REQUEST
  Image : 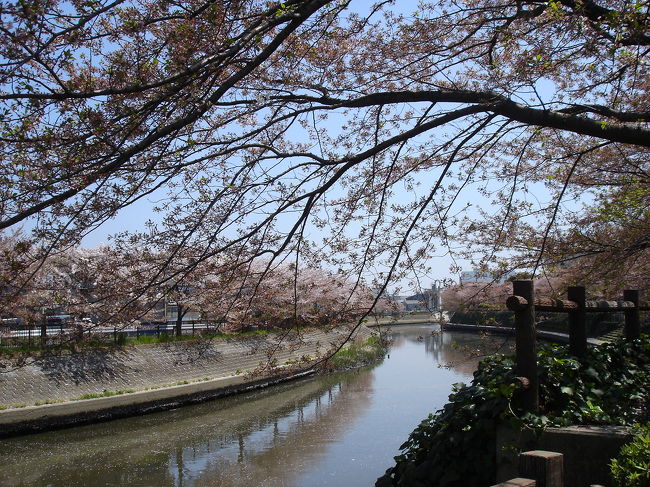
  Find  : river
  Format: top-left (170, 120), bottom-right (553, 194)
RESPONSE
top-left (0, 325), bottom-right (512, 487)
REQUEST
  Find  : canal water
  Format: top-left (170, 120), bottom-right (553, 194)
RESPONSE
top-left (0, 325), bottom-right (512, 487)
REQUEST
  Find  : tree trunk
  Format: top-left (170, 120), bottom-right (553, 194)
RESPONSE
top-left (176, 305), bottom-right (189, 337)
top-left (176, 306), bottom-right (183, 337)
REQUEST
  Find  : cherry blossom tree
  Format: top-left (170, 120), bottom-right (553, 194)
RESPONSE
top-left (441, 276), bottom-right (563, 312)
top-left (0, 0), bottom-right (648, 329)
top-left (189, 260), bottom-right (374, 331)
top-left (0, 240), bottom-right (100, 345)
top-left (441, 282), bottom-right (510, 313)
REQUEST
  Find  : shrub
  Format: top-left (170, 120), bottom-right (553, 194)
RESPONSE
top-left (450, 308), bottom-right (514, 327)
top-left (610, 424), bottom-right (650, 487)
top-left (330, 336), bottom-right (386, 369)
top-left (116, 332), bottom-right (128, 345)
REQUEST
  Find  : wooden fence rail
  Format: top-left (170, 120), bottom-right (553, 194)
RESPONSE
top-left (506, 280), bottom-right (646, 413)
top-left (506, 296), bottom-right (638, 312)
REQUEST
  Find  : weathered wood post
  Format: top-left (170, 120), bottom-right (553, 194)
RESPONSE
top-left (623, 289), bottom-right (640, 340)
top-left (567, 286), bottom-right (586, 358)
top-left (519, 451), bottom-right (564, 487)
top-left (513, 280), bottom-right (538, 413)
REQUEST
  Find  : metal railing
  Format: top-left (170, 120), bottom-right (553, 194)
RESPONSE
top-left (0, 322), bottom-right (226, 347)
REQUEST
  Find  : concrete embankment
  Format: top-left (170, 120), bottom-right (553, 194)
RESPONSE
top-left (441, 322), bottom-right (606, 345)
top-left (0, 325), bottom-right (374, 437)
top-left (366, 316), bottom-right (607, 346)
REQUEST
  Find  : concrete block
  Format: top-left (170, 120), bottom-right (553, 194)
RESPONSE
top-left (497, 425), bottom-right (632, 487)
top-left (519, 450), bottom-right (563, 487)
top-left (491, 478), bottom-right (536, 487)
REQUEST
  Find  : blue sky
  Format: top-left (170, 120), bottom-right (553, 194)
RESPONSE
top-left (69, 0), bottom-right (571, 293)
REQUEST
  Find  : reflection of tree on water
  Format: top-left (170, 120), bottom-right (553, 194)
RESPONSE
top-left (0, 327), bottom-right (506, 487)
top-left (183, 371), bottom-right (375, 487)
top-left (387, 325), bottom-right (513, 376)
top-left (0, 369), bottom-right (375, 487)
top-left (432, 332), bottom-right (513, 376)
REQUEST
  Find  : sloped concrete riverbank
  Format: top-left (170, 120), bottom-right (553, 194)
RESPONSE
top-left (0, 325), bottom-right (374, 437)
top-left (441, 322), bottom-right (606, 345)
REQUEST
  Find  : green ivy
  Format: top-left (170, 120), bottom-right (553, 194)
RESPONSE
top-left (534, 339), bottom-right (649, 426)
top-left (376, 335), bottom-right (650, 487)
top-left (610, 424), bottom-right (650, 487)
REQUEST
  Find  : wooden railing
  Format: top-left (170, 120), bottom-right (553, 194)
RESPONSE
top-left (506, 281), bottom-right (646, 413)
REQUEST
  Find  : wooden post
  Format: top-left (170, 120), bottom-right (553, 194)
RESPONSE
top-left (513, 280), bottom-right (538, 413)
top-left (567, 286), bottom-right (586, 358)
top-left (519, 451), bottom-right (563, 487)
top-left (623, 289), bottom-right (640, 340)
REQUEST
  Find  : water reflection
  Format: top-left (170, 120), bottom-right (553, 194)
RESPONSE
top-left (388, 325), bottom-right (513, 376)
top-left (0, 326), bottom-right (510, 487)
top-left (0, 371), bottom-right (372, 487)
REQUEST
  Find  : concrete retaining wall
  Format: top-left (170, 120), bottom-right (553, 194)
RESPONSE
top-left (0, 368), bottom-right (316, 437)
top-left (0, 325), bottom-right (374, 437)
top-left (441, 323), bottom-right (605, 345)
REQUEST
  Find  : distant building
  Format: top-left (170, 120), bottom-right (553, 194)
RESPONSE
top-left (164, 301), bottom-right (201, 323)
top-left (429, 282), bottom-right (443, 310)
top-left (401, 294), bottom-right (427, 312)
top-left (460, 270), bottom-right (493, 284)
top-left (399, 282), bottom-right (447, 312)
top-left (373, 281), bottom-right (448, 312)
